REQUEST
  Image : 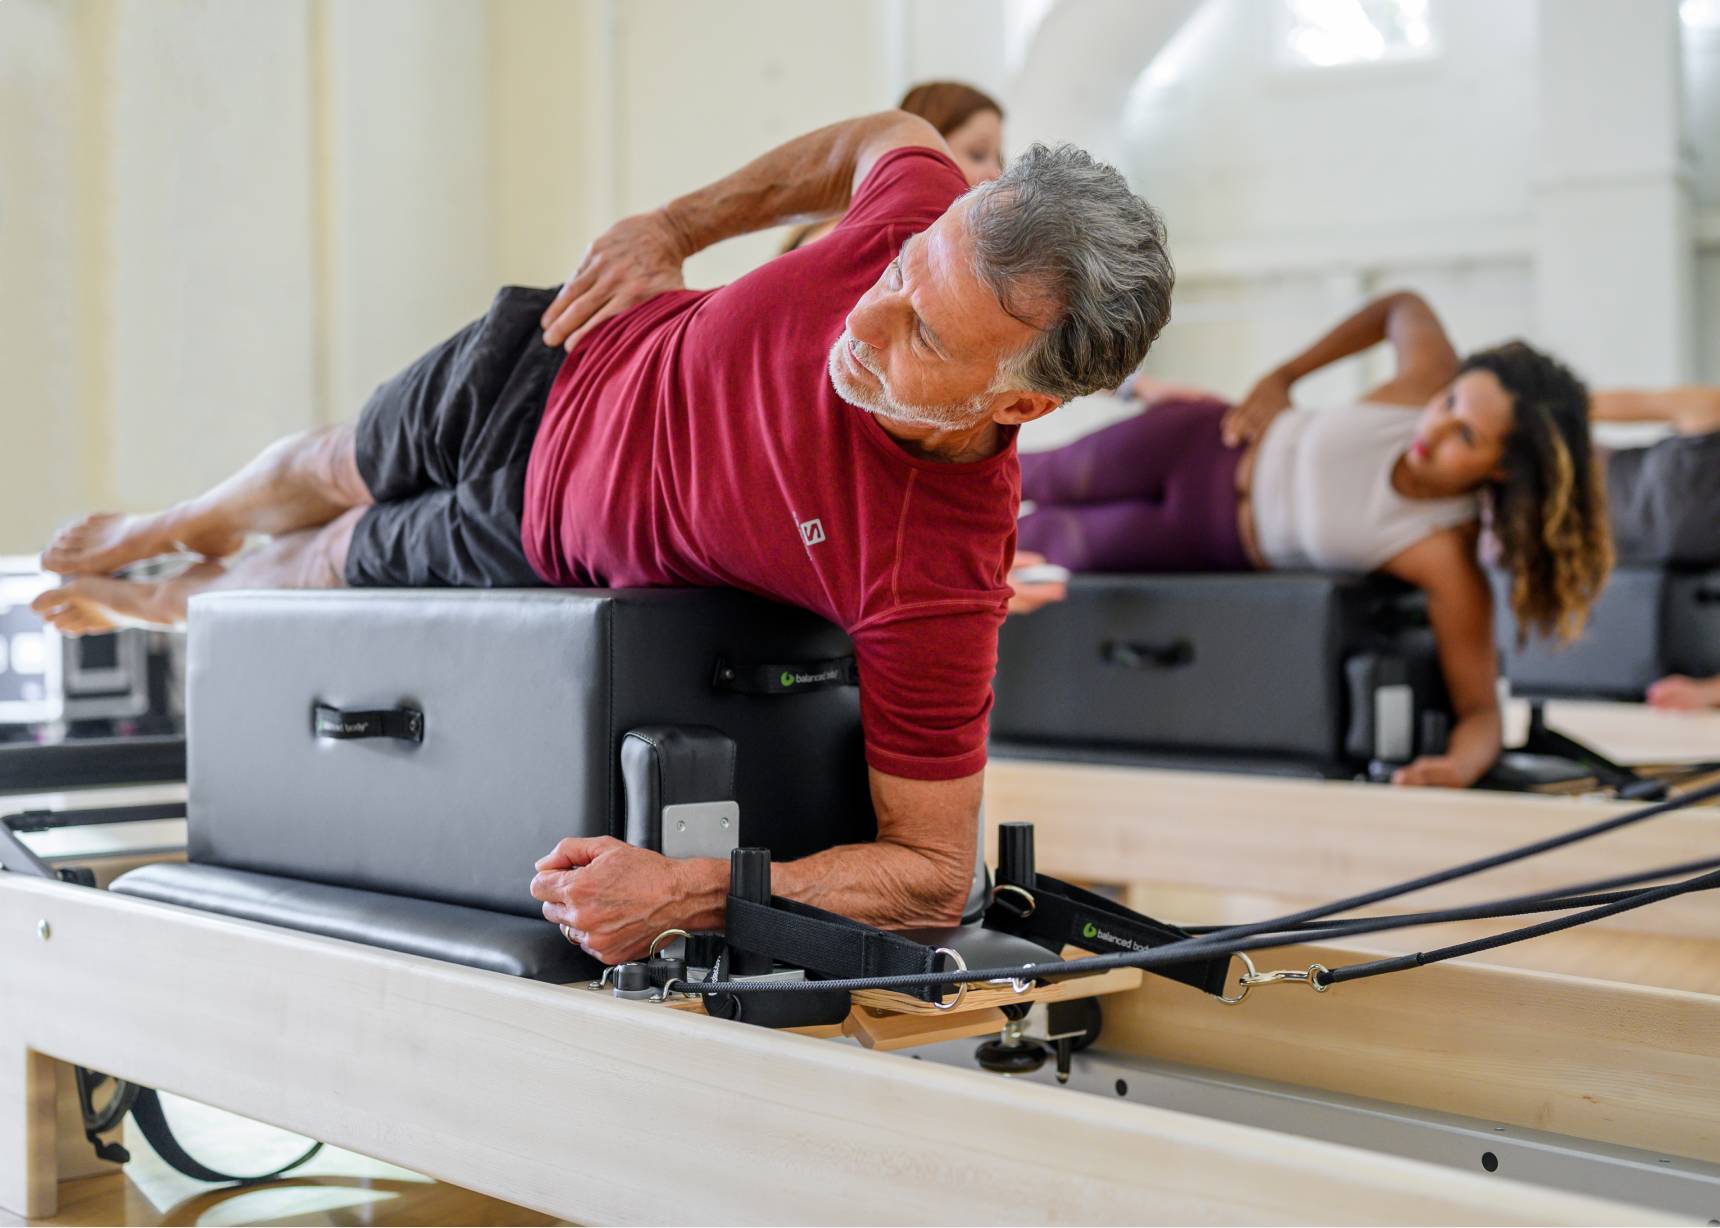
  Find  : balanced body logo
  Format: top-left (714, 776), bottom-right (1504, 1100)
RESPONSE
top-left (779, 666), bottom-right (842, 689)
top-left (1080, 918), bottom-right (1150, 952)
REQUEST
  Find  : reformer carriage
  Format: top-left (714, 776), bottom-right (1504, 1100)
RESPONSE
top-left (2, 587), bottom-right (1718, 1223)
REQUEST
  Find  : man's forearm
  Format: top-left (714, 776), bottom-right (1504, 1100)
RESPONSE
top-left (668, 837), bottom-right (972, 933)
top-left (658, 111), bottom-right (939, 259)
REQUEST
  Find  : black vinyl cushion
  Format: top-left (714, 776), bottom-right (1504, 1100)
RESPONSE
top-left (991, 572), bottom-right (1435, 762)
top-left (1495, 565), bottom-right (1720, 699)
top-left (112, 861), bottom-right (599, 983)
top-left (187, 589), bottom-right (873, 918)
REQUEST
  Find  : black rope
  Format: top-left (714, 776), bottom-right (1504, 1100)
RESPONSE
top-left (672, 779), bottom-right (1720, 998)
top-left (1321, 866), bottom-right (1720, 986)
top-left (1184, 853), bottom-right (1720, 940)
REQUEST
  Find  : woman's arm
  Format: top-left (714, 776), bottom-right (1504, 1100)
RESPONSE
top-left (1380, 528), bottom-right (1502, 788)
top-left (1223, 291), bottom-right (1460, 447)
top-left (1591, 387), bottom-right (1720, 435)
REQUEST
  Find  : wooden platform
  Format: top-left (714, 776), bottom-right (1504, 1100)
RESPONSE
top-left (0, 875), bottom-right (1667, 1224)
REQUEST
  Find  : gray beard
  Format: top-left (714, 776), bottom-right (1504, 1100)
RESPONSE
top-left (826, 331), bottom-right (992, 431)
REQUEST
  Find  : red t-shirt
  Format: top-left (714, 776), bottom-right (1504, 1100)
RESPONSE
top-left (522, 147), bottom-right (1017, 780)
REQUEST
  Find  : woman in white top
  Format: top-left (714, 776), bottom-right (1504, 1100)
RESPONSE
top-left (1014, 292), bottom-right (1613, 788)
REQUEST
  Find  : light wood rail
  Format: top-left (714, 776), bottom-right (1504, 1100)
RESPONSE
top-left (985, 760), bottom-right (1720, 939)
top-left (0, 876), bottom-right (1666, 1225)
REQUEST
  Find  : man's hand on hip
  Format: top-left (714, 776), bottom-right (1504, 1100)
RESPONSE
top-left (531, 835), bottom-right (713, 965)
top-left (541, 209), bottom-right (690, 351)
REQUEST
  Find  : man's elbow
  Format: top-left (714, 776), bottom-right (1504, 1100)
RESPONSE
top-left (919, 852), bottom-right (974, 928)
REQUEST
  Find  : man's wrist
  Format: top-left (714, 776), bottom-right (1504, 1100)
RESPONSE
top-left (655, 201), bottom-right (703, 263)
top-left (669, 855), bottom-right (729, 931)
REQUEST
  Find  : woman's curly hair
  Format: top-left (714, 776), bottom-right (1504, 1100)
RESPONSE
top-left (1462, 341), bottom-right (1613, 645)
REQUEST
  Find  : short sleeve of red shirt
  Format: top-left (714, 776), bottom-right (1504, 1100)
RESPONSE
top-left (850, 598), bottom-right (1005, 780)
top-left (838, 145), bottom-right (970, 232)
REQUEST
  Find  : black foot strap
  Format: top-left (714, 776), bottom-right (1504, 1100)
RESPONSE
top-left (723, 893), bottom-right (944, 1002)
top-left (985, 873), bottom-right (1230, 997)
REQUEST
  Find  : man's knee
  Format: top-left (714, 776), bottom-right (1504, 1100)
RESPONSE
top-left (298, 424), bottom-right (371, 508)
top-left (303, 506), bottom-right (366, 588)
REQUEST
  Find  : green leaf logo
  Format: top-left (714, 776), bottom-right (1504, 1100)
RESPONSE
top-left (780, 671), bottom-right (795, 688)
top-left (1081, 921), bottom-right (1098, 939)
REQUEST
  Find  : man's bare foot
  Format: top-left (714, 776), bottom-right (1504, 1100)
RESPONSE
top-left (30, 562), bottom-right (226, 636)
top-left (1646, 674), bottom-right (1720, 712)
top-left (41, 511), bottom-right (245, 575)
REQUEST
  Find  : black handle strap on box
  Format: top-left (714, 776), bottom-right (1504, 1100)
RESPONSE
top-left (721, 893), bottom-right (945, 1003)
top-left (1100, 639), bottom-right (1194, 671)
top-left (711, 656), bottom-right (858, 695)
top-left (311, 703), bottom-right (424, 743)
top-left (984, 872), bottom-right (1231, 997)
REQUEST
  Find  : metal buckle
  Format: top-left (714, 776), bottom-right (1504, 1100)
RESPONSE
top-left (986, 963), bottom-right (1037, 995)
top-left (649, 928), bottom-right (691, 957)
top-left (990, 883), bottom-right (1036, 918)
top-left (932, 947), bottom-right (969, 1011)
top-left (1220, 957), bottom-right (1331, 1005)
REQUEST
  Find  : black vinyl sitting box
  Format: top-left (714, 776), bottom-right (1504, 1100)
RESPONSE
top-left (990, 573), bottom-right (1451, 776)
top-left (1494, 565), bottom-right (1720, 701)
top-left (115, 588), bottom-right (894, 982)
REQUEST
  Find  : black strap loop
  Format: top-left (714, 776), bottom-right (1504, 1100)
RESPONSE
top-left (711, 657), bottom-right (859, 695)
top-left (129, 1086), bottom-right (323, 1183)
top-left (1101, 639), bottom-right (1194, 671)
top-left (311, 704), bottom-right (423, 743)
top-left (723, 894), bottom-right (942, 1002)
top-left (986, 872), bottom-right (1229, 997)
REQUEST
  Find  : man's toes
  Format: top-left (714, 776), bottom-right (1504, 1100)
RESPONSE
top-left (30, 588), bottom-right (70, 616)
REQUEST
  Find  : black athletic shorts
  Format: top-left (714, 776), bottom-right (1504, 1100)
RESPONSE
top-left (1606, 430), bottom-right (1720, 566)
top-left (346, 285), bottom-right (565, 588)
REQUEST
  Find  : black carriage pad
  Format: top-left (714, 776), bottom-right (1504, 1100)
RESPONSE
top-left (990, 572), bottom-right (1449, 770)
top-left (111, 861), bottom-right (598, 982)
top-left (183, 588), bottom-right (873, 918)
top-left (1496, 565), bottom-right (1720, 700)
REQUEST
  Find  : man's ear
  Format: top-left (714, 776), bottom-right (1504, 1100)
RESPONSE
top-left (991, 391), bottom-right (1061, 426)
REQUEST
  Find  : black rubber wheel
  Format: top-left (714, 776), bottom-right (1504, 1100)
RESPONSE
top-left (975, 1037), bottom-right (1048, 1075)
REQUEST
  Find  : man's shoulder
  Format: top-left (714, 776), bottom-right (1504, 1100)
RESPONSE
top-left (841, 146), bottom-right (968, 234)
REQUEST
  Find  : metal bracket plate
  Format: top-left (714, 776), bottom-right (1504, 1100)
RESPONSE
top-left (660, 801), bottom-right (740, 861)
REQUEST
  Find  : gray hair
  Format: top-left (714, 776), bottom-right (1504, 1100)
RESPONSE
top-left (964, 143), bottom-right (1173, 400)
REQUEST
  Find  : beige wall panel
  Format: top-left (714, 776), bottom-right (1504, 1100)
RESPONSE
top-left (107, 1), bottom-right (318, 511)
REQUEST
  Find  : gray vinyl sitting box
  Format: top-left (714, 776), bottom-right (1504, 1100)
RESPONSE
top-left (115, 588), bottom-right (878, 980)
top-left (989, 573), bottom-right (1450, 774)
top-left (1494, 565), bottom-right (1720, 700)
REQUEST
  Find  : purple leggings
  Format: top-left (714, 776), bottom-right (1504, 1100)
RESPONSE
top-left (1017, 397), bottom-right (1252, 572)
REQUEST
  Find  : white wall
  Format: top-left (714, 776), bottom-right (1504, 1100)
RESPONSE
top-left (0, 0), bottom-right (1709, 553)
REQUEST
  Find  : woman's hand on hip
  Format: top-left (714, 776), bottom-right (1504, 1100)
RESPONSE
top-left (541, 210), bottom-right (690, 352)
top-left (1221, 369), bottom-right (1294, 448)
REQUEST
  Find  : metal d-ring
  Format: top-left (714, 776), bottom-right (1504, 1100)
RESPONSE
top-left (1217, 950), bottom-right (1259, 1005)
top-left (932, 947), bottom-right (969, 1012)
top-left (990, 883), bottom-right (1036, 918)
top-left (649, 928), bottom-right (692, 957)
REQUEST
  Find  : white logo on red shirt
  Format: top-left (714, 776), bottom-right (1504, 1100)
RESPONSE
top-left (798, 518), bottom-right (826, 547)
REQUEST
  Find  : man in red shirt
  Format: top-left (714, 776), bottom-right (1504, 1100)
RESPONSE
top-left (36, 111), bottom-right (1173, 963)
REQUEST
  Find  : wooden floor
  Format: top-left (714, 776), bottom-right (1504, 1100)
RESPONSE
top-left (10, 1096), bottom-right (566, 1228)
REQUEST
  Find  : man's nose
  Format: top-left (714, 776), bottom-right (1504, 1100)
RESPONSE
top-left (846, 295), bottom-right (889, 351)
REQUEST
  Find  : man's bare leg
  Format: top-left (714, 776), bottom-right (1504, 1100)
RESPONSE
top-left (42, 425), bottom-right (371, 575)
top-left (33, 508), bottom-right (363, 635)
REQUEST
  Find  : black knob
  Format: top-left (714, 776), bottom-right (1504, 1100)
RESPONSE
top-left (996, 823), bottom-right (1036, 888)
top-left (729, 846), bottom-right (772, 904)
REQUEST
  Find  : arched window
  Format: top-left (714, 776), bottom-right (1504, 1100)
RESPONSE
top-left (1277, 0), bottom-right (1437, 70)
